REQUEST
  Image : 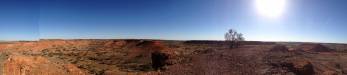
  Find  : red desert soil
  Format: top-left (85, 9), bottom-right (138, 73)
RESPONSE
top-left (4, 55), bottom-right (86, 75)
top-left (0, 39), bottom-right (346, 75)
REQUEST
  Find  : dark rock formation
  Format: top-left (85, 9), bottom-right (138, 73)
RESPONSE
top-left (151, 51), bottom-right (169, 70)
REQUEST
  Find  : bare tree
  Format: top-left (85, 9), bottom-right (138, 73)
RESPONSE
top-left (225, 29), bottom-right (245, 48)
top-left (236, 33), bottom-right (245, 41)
top-left (225, 29), bottom-right (236, 41)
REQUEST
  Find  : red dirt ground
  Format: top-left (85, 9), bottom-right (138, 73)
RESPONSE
top-left (0, 39), bottom-right (346, 75)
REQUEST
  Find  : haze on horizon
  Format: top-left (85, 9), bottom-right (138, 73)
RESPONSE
top-left (0, 0), bottom-right (346, 43)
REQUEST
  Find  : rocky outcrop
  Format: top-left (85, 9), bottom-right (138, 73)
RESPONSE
top-left (151, 51), bottom-right (169, 70)
top-left (122, 40), bottom-right (174, 71)
top-left (297, 44), bottom-right (335, 52)
top-left (284, 59), bottom-right (315, 75)
top-left (270, 45), bottom-right (289, 52)
top-left (3, 55), bottom-right (87, 75)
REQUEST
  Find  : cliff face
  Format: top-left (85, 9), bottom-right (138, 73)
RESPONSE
top-left (0, 40), bottom-right (346, 75)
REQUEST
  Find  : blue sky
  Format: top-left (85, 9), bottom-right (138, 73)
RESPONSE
top-left (0, 0), bottom-right (39, 41)
top-left (0, 0), bottom-right (346, 43)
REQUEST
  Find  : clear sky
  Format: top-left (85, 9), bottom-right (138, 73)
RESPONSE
top-left (0, 0), bottom-right (346, 43)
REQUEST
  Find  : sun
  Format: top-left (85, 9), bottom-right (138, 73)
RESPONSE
top-left (255, 0), bottom-right (286, 18)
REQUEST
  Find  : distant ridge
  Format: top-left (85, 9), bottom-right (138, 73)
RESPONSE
top-left (0, 39), bottom-right (345, 44)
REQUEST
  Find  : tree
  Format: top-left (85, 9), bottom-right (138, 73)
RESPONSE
top-left (225, 29), bottom-right (245, 48)
top-left (236, 33), bottom-right (245, 41)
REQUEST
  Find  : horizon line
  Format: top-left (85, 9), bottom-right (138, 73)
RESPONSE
top-left (1, 38), bottom-right (346, 44)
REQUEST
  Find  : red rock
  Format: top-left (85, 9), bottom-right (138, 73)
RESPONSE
top-left (284, 59), bottom-right (315, 75)
top-left (3, 56), bottom-right (87, 75)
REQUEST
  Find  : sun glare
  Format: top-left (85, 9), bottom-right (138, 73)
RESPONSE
top-left (255, 0), bottom-right (286, 18)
